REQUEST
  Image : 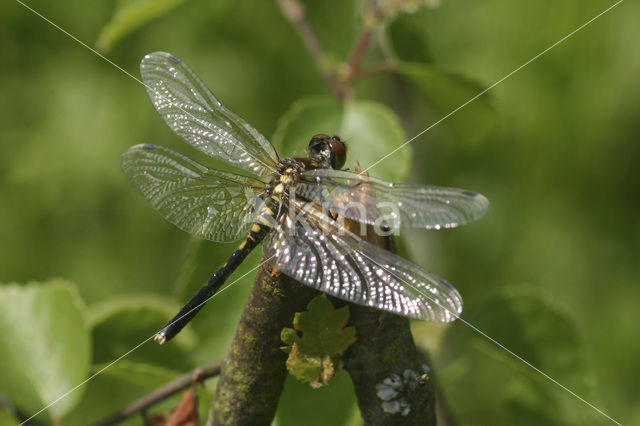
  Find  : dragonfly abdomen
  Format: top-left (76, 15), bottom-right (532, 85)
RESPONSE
top-left (155, 205), bottom-right (277, 344)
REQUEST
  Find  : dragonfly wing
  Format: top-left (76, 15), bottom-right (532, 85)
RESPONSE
top-left (141, 52), bottom-right (279, 178)
top-left (264, 202), bottom-right (462, 322)
top-left (296, 169), bottom-right (489, 230)
top-left (121, 144), bottom-right (263, 242)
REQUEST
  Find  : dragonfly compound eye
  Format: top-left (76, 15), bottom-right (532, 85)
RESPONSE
top-left (329, 136), bottom-right (347, 169)
top-left (310, 133), bottom-right (330, 142)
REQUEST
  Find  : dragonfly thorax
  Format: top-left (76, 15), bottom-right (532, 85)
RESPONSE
top-left (268, 159), bottom-right (304, 200)
top-left (266, 134), bottom-right (347, 204)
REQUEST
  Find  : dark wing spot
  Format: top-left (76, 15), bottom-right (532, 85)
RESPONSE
top-left (142, 144), bottom-right (157, 149)
top-left (167, 54), bottom-right (182, 64)
top-left (462, 190), bottom-right (478, 197)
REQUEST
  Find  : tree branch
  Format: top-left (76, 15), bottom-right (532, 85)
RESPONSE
top-left (336, 165), bottom-right (436, 425)
top-left (351, 61), bottom-right (397, 82)
top-left (340, 306), bottom-right (436, 425)
top-left (208, 268), bottom-right (318, 425)
top-left (92, 361), bottom-right (222, 426)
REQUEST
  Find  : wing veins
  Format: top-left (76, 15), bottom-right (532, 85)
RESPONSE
top-left (142, 52), bottom-right (279, 178)
top-left (267, 200), bottom-right (462, 321)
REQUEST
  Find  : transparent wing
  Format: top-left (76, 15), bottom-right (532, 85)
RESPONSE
top-left (295, 169), bottom-right (489, 230)
top-left (121, 144), bottom-right (264, 242)
top-left (264, 202), bottom-right (463, 322)
top-left (140, 52), bottom-right (279, 178)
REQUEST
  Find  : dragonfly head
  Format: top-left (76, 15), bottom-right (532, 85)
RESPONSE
top-left (308, 134), bottom-right (347, 169)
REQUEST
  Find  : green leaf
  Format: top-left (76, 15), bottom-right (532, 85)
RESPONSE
top-left (385, 13), bottom-right (434, 64)
top-left (285, 345), bottom-right (336, 389)
top-left (294, 295), bottom-right (356, 356)
top-left (0, 281), bottom-right (91, 421)
top-left (398, 62), bottom-right (500, 144)
top-left (341, 101), bottom-right (411, 181)
top-left (281, 295), bottom-right (356, 387)
top-left (280, 327), bottom-right (298, 347)
top-left (90, 295), bottom-right (197, 370)
top-left (272, 97), bottom-right (343, 159)
top-left (96, 0), bottom-right (190, 52)
top-left (438, 286), bottom-right (600, 424)
top-left (272, 97), bottom-right (411, 182)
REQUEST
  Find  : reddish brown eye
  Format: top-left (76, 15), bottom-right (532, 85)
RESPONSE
top-left (329, 139), bottom-right (345, 156)
top-left (329, 137), bottom-right (347, 169)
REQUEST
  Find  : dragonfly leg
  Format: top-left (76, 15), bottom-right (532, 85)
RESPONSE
top-left (264, 264), bottom-right (282, 277)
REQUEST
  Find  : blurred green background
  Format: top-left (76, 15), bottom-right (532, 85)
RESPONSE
top-left (1, 0), bottom-right (638, 425)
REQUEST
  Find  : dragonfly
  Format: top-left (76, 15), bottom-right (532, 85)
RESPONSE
top-left (121, 52), bottom-right (489, 344)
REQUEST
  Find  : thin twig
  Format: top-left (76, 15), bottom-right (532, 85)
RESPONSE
top-left (92, 360), bottom-right (222, 426)
top-left (346, 27), bottom-right (374, 76)
top-left (351, 60), bottom-right (397, 81)
top-left (275, 0), bottom-right (347, 100)
top-left (345, 0), bottom-right (381, 80)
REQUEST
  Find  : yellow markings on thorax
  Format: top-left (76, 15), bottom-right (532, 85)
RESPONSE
top-left (274, 183), bottom-right (285, 194)
top-left (258, 215), bottom-right (273, 226)
top-left (280, 175), bottom-right (291, 184)
top-left (262, 206), bottom-right (275, 216)
top-left (269, 195), bottom-right (283, 208)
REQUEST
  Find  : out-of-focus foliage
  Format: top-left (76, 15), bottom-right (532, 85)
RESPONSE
top-left (96, 0), bottom-right (191, 52)
top-left (0, 409), bottom-right (20, 426)
top-left (1, 0), bottom-right (639, 425)
top-left (437, 287), bottom-right (597, 425)
top-left (384, 12), bottom-right (435, 64)
top-left (398, 62), bottom-right (500, 144)
top-left (0, 281), bottom-right (90, 422)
